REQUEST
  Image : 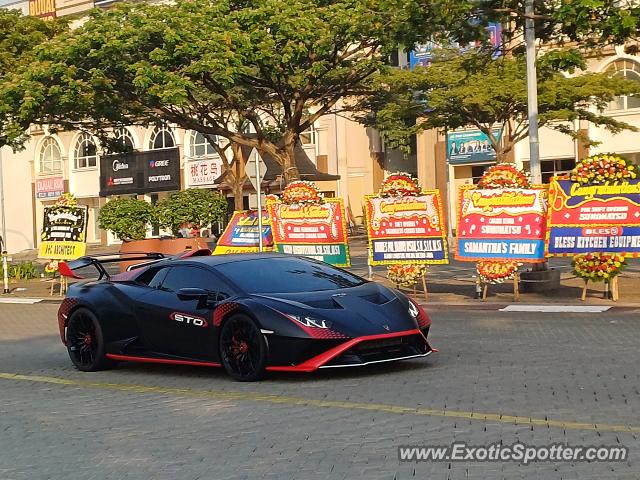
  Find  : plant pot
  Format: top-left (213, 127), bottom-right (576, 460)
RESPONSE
top-left (119, 237), bottom-right (210, 271)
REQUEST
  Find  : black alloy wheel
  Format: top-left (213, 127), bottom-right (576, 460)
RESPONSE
top-left (66, 308), bottom-right (110, 372)
top-left (219, 314), bottom-right (268, 381)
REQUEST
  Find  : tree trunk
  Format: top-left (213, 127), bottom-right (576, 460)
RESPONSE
top-left (277, 134), bottom-right (300, 185)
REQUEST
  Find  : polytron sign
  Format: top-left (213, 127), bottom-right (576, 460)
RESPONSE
top-left (546, 178), bottom-right (640, 256)
top-left (456, 186), bottom-right (548, 262)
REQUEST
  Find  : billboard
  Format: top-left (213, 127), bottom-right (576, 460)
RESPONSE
top-left (456, 186), bottom-right (548, 262)
top-left (267, 199), bottom-right (350, 267)
top-left (546, 178), bottom-right (640, 256)
top-left (364, 192), bottom-right (448, 265)
top-left (447, 130), bottom-right (501, 165)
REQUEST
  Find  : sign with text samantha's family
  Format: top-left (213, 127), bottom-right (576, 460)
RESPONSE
top-left (364, 192), bottom-right (448, 265)
top-left (546, 178), bottom-right (640, 257)
top-left (456, 186), bottom-right (548, 262)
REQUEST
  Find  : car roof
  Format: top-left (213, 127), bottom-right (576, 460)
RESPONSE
top-left (172, 252), bottom-right (295, 267)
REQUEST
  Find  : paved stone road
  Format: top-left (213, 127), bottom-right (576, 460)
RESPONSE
top-left (0, 302), bottom-right (639, 479)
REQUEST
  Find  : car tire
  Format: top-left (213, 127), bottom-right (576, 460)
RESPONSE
top-left (66, 308), bottom-right (111, 372)
top-left (219, 313), bottom-right (268, 381)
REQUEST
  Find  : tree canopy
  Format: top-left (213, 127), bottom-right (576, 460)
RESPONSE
top-left (1, 0), bottom-right (476, 181)
top-left (0, 9), bottom-right (67, 149)
top-left (358, 50), bottom-right (640, 162)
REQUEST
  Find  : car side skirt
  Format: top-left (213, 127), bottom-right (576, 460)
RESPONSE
top-left (105, 353), bottom-right (221, 368)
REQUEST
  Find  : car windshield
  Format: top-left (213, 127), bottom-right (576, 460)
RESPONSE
top-left (215, 257), bottom-right (367, 294)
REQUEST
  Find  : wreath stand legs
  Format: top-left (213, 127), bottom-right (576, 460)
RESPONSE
top-left (581, 277), bottom-right (619, 302)
top-left (476, 273), bottom-right (519, 301)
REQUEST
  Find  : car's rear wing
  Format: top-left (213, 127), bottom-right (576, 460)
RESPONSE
top-left (58, 252), bottom-right (167, 280)
top-left (58, 248), bottom-right (211, 280)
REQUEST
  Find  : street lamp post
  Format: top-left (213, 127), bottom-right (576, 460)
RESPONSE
top-left (525, 0), bottom-right (542, 184)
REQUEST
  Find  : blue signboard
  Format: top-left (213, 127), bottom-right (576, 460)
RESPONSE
top-left (447, 130), bottom-right (501, 165)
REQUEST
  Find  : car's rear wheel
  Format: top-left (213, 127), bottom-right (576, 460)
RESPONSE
top-left (66, 308), bottom-right (110, 372)
top-left (219, 313), bottom-right (268, 381)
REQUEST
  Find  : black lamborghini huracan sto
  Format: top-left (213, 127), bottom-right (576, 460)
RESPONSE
top-left (58, 251), bottom-right (433, 381)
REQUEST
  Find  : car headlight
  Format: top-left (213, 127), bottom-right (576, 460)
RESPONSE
top-left (408, 299), bottom-right (431, 329)
top-left (286, 314), bottom-right (332, 329)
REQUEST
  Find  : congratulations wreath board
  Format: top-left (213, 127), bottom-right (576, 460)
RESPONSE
top-left (456, 166), bottom-right (548, 263)
top-left (38, 193), bottom-right (89, 260)
top-left (546, 154), bottom-right (640, 257)
top-left (212, 210), bottom-right (273, 255)
top-left (364, 173), bottom-right (448, 266)
top-left (266, 181), bottom-right (350, 266)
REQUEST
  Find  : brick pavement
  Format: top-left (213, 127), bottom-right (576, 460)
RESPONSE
top-left (0, 303), bottom-right (639, 479)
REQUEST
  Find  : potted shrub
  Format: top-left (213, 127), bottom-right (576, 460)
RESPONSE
top-left (98, 197), bottom-right (163, 259)
top-left (156, 188), bottom-right (228, 252)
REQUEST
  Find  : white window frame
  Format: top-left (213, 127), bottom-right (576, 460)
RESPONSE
top-left (605, 59), bottom-right (640, 112)
top-left (149, 125), bottom-right (176, 150)
top-left (73, 133), bottom-right (98, 170)
top-left (39, 137), bottom-right (63, 174)
top-left (188, 131), bottom-right (220, 158)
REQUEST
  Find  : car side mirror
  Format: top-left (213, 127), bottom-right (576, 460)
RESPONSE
top-left (177, 288), bottom-right (210, 308)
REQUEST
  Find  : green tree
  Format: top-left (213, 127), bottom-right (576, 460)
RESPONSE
top-left (98, 198), bottom-right (156, 241)
top-left (1, 0), bottom-right (477, 183)
top-left (359, 50), bottom-right (640, 162)
top-left (157, 188), bottom-right (228, 236)
top-left (0, 9), bottom-right (66, 149)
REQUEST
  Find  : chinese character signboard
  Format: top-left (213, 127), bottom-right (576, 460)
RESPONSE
top-left (364, 192), bottom-right (448, 265)
top-left (212, 210), bottom-right (273, 254)
top-left (187, 159), bottom-right (223, 187)
top-left (456, 186), bottom-right (548, 262)
top-left (546, 179), bottom-right (640, 256)
top-left (447, 130), bottom-right (501, 165)
top-left (36, 176), bottom-right (64, 199)
top-left (38, 205), bottom-right (88, 260)
top-left (267, 199), bottom-right (350, 267)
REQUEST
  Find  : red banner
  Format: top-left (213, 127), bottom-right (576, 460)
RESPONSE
top-left (456, 186), bottom-right (548, 262)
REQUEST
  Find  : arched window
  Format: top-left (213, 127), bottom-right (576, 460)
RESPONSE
top-left (73, 133), bottom-right (98, 169)
top-left (39, 137), bottom-right (63, 173)
top-left (606, 59), bottom-right (640, 111)
top-left (189, 131), bottom-right (219, 157)
top-left (114, 127), bottom-right (136, 151)
top-left (149, 125), bottom-right (176, 150)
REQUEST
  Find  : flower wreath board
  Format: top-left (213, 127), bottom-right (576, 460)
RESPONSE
top-left (266, 181), bottom-right (350, 267)
top-left (38, 194), bottom-right (89, 260)
top-left (212, 210), bottom-right (273, 255)
top-left (547, 153), bottom-right (640, 301)
top-left (363, 178), bottom-right (448, 266)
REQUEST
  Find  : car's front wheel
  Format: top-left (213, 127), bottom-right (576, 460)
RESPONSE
top-left (219, 313), bottom-right (268, 381)
top-left (66, 308), bottom-right (110, 372)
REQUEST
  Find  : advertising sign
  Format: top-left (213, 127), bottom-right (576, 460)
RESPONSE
top-left (28, 0), bottom-right (56, 19)
top-left (36, 176), bottom-right (64, 199)
top-left (100, 148), bottom-right (180, 196)
top-left (186, 158), bottom-right (223, 187)
top-left (456, 186), bottom-right (548, 262)
top-left (364, 192), bottom-right (448, 265)
top-left (38, 205), bottom-right (88, 259)
top-left (267, 199), bottom-right (350, 266)
top-left (213, 210), bottom-right (273, 255)
top-left (447, 130), bottom-right (501, 165)
top-left (547, 179), bottom-right (640, 256)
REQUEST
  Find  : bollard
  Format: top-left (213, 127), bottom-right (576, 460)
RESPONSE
top-left (1, 250), bottom-right (9, 294)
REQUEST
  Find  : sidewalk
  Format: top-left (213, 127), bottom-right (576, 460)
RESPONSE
top-left (2, 237), bottom-right (639, 307)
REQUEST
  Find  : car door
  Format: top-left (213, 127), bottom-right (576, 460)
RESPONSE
top-left (136, 265), bottom-right (231, 359)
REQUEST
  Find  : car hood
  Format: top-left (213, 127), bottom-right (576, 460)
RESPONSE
top-left (250, 282), bottom-right (417, 337)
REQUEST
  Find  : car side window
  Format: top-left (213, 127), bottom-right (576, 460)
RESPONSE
top-left (159, 266), bottom-right (232, 300)
top-left (136, 266), bottom-right (169, 289)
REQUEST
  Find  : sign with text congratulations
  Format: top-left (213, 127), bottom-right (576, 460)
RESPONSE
top-left (267, 199), bottom-right (350, 267)
top-left (546, 178), bottom-right (640, 256)
top-left (456, 186), bottom-right (548, 262)
top-left (38, 205), bottom-right (88, 260)
top-left (212, 210), bottom-right (273, 254)
top-left (364, 192), bottom-right (448, 265)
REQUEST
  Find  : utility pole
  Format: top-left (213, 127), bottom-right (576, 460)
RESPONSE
top-left (0, 147), bottom-right (9, 293)
top-left (255, 151), bottom-right (263, 252)
top-left (525, 0), bottom-right (542, 184)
